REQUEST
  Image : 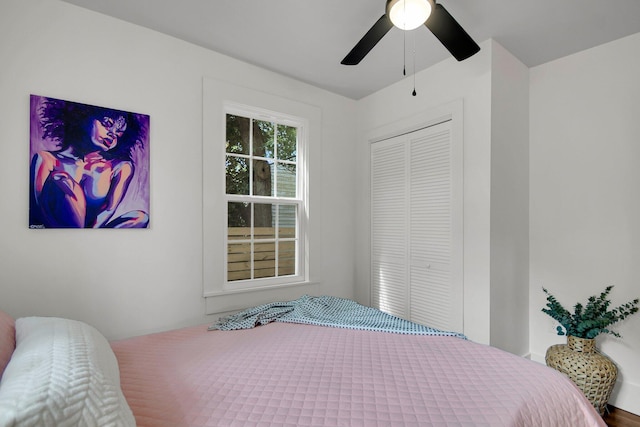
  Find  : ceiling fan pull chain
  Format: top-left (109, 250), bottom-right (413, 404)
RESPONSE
top-left (412, 31), bottom-right (417, 96)
top-left (403, 28), bottom-right (406, 76)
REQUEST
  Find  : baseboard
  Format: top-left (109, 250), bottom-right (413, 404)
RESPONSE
top-left (529, 351), bottom-right (545, 364)
top-left (609, 380), bottom-right (640, 416)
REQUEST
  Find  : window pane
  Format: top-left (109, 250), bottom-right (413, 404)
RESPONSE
top-left (278, 205), bottom-right (296, 238)
top-left (277, 125), bottom-right (297, 162)
top-left (226, 156), bottom-right (249, 195)
top-left (228, 202), bottom-right (250, 239)
top-left (226, 115), bottom-right (249, 155)
top-left (278, 241), bottom-right (296, 277)
top-left (228, 243), bottom-right (251, 281)
top-left (253, 159), bottom-right (274, 197)
top-left (254, 241), bottom-right (275, 279)
top-left (276, 163), bottom-right (296, 197)
top-left (253, 120), bottom-right (274, 158)
top-left (254, 203), bottom-right (273, 232)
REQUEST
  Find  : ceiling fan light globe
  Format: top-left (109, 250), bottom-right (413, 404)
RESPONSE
top-left (386, 0), bottom-right (433, 31)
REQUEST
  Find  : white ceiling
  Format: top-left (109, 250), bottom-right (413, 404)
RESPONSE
top-left (60, 0), bottom-right (640, 100)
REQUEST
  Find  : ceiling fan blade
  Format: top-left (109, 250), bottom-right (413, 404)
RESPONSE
top-left (425, 4), bottom-right (480, 61)
top-left (341, 14), bottom-right (394, 65)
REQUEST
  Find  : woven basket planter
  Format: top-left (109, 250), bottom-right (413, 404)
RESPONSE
top-left (545, 336), bottom-right (617, 415)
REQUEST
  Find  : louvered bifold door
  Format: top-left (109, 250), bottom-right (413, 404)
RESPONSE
top-left (370, 137), bottom-right (409, 319)
top-left (408, 121), bottom-right (460, 332)
top-left (370, 119), bottom-right (462, 333)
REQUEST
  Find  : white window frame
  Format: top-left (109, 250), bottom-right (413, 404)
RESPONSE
top-left (223, 104), bottom-right (307, 290)
top-left (203, 78), bottom-right (321, 313)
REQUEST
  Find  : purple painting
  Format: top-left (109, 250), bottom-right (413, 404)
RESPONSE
top-left (29, 95), bottom-right (150, 229)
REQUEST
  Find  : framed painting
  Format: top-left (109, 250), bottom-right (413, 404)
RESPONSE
top-left (29, 95), bottom-right (150, 229)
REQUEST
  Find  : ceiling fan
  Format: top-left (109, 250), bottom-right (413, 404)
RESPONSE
top-left (341, 0), bottom-right (480, 65)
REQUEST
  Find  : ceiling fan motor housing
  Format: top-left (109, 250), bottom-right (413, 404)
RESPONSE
top-left (386, 0), bottom-right (436, 30)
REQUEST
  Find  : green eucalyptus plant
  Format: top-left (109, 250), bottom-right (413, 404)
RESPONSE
top-left (542, 286), bottom-right (639, 339)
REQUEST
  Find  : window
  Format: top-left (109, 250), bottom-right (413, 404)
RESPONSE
top-left (224, 111), bottom-right (303, 286)
top-left (202, 78), bottom-right (321, 310)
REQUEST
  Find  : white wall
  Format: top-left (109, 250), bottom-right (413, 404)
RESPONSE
top-left (0, 0), bottom-right (357, 340)
top-left (355, 40), bottom-right (495, 344)
top-left (489, 42), bottom-right (530, 356)
top-left (530, 32), bottom-right (640, 414)
top-left (356, 41), bottom-right (530, 355)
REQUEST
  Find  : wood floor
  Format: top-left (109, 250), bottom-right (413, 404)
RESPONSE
top-left (604, 406), bottom-right (640, 427)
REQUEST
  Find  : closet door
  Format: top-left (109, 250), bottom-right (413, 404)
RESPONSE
top-left (370, 137), bottom-right (409, 318)
top-left (370, 120), bottom-right (462, 332)
top-left (408, 123), bottom-right (462, 331)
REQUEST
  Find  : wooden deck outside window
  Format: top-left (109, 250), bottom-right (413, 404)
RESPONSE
top-left (227, 227), bottom-right (296, 281)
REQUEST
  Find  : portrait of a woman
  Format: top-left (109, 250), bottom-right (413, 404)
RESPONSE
top-left (29, 95), bottom-right (150, 228)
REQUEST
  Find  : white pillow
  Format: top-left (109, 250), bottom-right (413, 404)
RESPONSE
top-left (0, 317), bottom-right (135, 427)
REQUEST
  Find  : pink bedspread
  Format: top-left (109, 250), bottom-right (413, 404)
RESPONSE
top-left (111, 322), bottom-right (605, 426)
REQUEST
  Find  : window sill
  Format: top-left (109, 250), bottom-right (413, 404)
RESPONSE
top-left (204, 281), bottom-right (319, 315)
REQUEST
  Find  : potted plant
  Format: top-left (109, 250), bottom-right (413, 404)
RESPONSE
top-left (541, 286), bottom-right (638, 415)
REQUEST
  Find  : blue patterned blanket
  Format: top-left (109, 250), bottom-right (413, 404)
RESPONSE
top-left (209, 295), bottom-right (466, 338)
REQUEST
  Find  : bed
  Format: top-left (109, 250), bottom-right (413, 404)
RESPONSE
top-left (0, 296), bottom-right (606, 426)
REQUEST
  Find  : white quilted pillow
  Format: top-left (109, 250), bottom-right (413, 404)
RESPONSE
top-left (0, 317), bottom-right (135, 427)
